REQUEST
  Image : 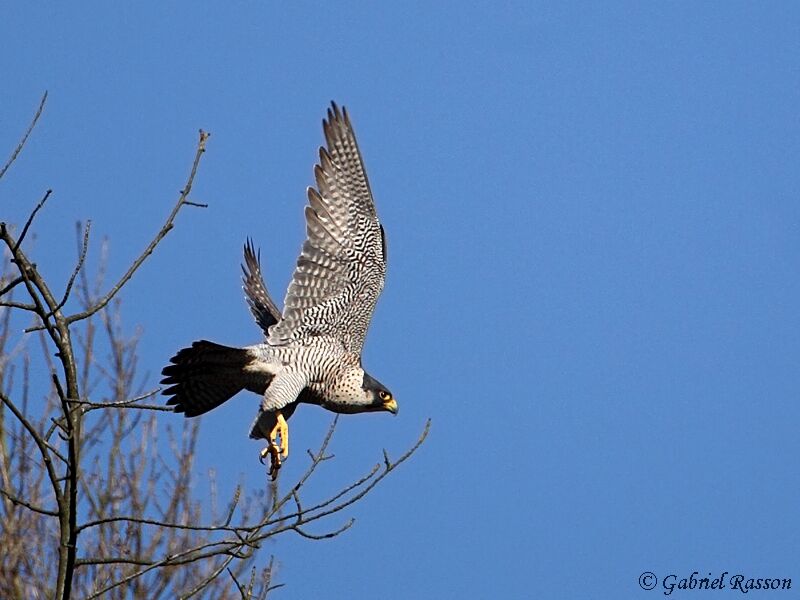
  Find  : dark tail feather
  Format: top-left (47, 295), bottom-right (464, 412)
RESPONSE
top-left (161, 340), bottom-right (253, 417)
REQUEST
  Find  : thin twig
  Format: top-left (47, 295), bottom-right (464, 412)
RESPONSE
top-left (0, 391), bottom-right (63, 504)
top-left (83, 388), bottom-right (160, 409)
top-left (283, 463), bottom-right (380, 521)
top-left (227, 568), bottom-right (248, 599)
top-left (80, 415), bottom-right (429, 596)
top-left (12, 189), bottom-right (53, 254)
top-left (43, 440), bottom-right (69, 465)
top-left (73, 399), bottom-right (173, 413)
top-left (0, 91), bottom-right (48, 181)
top-left (0, 275), bottom-right (24, 297)
top-left (1, 223), bottom-right (62, 338)
top-left (0, 300), bottom-right (36, 311)
top-left (0, 486), bottom-right (59, 516)
top-left (48, 220), bottom-right (92, 318)
top-left (293, 518), bottom-right (354, 540)
top-left (81, 418), bottom-right (339, 597)
top-left (264, 419), bottom-right (431, 534)
top-left (64, 130), bottom-right (210, 327)
top-left (76, 512), bottom-right (241, 535)
top-left (180, 555), bottom-right (237, 600)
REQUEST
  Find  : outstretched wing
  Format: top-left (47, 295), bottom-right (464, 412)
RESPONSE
top-left (267, 102), bottom-right (387, 354)
top-left (241, 238), bottom-right (281, 336)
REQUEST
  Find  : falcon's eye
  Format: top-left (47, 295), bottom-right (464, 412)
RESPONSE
top-left (379, 390), bottom-right (391, 401)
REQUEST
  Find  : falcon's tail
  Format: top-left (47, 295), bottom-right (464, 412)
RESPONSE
top-left (161, 340), bottom-right (264, 417)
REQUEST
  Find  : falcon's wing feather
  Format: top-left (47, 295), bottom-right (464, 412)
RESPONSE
top-left (242, 238), bottom-right (281, 336)
top-left (268, 102), bottom-right (386, 354)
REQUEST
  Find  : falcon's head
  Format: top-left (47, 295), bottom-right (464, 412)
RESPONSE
top-left (328, 367), bottom-right (398, 414)
top-left (362, 372), bottom-right (398, 415)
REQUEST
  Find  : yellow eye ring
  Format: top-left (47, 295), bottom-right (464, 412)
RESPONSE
top-left (379, 390), bottom-right (391, 401)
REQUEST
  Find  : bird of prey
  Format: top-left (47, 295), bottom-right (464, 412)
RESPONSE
top-left (161, 103), bottom-right (397, 478)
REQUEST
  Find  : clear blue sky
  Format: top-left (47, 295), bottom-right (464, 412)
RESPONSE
top-left (3, 2), bottom-right (800, 598)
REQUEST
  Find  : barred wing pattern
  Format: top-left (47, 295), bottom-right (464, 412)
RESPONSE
top-left (267, 103), bottom-right (387, 354)
top-left (241, 238), bottom-right (281, 336)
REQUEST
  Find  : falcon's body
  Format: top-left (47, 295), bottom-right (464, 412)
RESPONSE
top-left (162, 104), bottom-right (397, 477)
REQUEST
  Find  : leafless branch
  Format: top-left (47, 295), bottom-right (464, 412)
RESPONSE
top-left (0, 91), bottom-right (47, 181)
top-left (0, 390), bottom-right (63, 505)
top-left (293, 518), bottom-right (354, 540)
top-left (64, 130), bottom-right (210, 327)
top-left (0, 486), bottom-right (59, 517)
top-left (69, 388), bottom-right (172, 413)
top-left (0, 275), bottom-right (25, 297)
top-left (0, 299), bottom-right (36, 311)
top-left (82, 417), bottom-right (430, 598)
top-left (12, 189), bottom-right (53, 255)
top-left (48, 220), bottom-right (92, 318)
top-left (1, 97), bottom-right (430, 599)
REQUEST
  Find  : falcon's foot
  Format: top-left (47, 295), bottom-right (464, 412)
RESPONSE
top-left (258, 411), bottom-right (289, 480)
top-left (259, 444), bottom-right (281, 479)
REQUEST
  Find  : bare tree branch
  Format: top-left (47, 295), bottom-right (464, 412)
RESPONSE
top-left (1, 98), bottom-right (430, 599)
top-left (12, 189), bottom-right (53, 255)
top-left (0, 486), bottom-right (59, 517)
top-left (0, 299), bottom-right (37, 311)
top-left (293, 518), bottom-right (354, 540)
top-left (0, 91), bottom-right (47, 181)
top-left (81, 417), bottom-right (430, 598)
top-left (48, 220), bottom-right (92, 318)
top-left (0, 390), bottom-right (63, 505)
top-left (64, 129), bottom-right (210, 327)
top-left (0, 275), bottom-right (25, 297)
top-left (78, 400), bottom-right (174, 412)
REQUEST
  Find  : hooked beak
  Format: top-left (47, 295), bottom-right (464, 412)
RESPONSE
top-left (383, 398), bottom-right (399, 415)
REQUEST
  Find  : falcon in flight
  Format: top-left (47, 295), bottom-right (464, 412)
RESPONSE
top-left (161, 103), bottom-right (397, 478)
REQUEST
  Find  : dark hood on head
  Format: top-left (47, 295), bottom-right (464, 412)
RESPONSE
top-left (362, 371), bottom-right (388, 393)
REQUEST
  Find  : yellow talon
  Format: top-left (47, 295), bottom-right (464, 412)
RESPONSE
top-left (260, 411), bottom-right (289, 480)
top-left (271, 411), bottom-right (289, 460)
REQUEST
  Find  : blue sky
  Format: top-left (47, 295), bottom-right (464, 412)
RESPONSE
top-left (3, 2), bottom-right (800, 598)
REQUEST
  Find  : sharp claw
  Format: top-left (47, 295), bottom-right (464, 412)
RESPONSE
top-left (260, 443), bottom-right (281, 479)
top-left (269, 450), bottom-right (281, 480)
top-left (261, 411), bottom-right (289, 480)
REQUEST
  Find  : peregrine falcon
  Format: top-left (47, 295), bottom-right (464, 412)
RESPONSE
top-left (161, 103), bottom-right (397, 478)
